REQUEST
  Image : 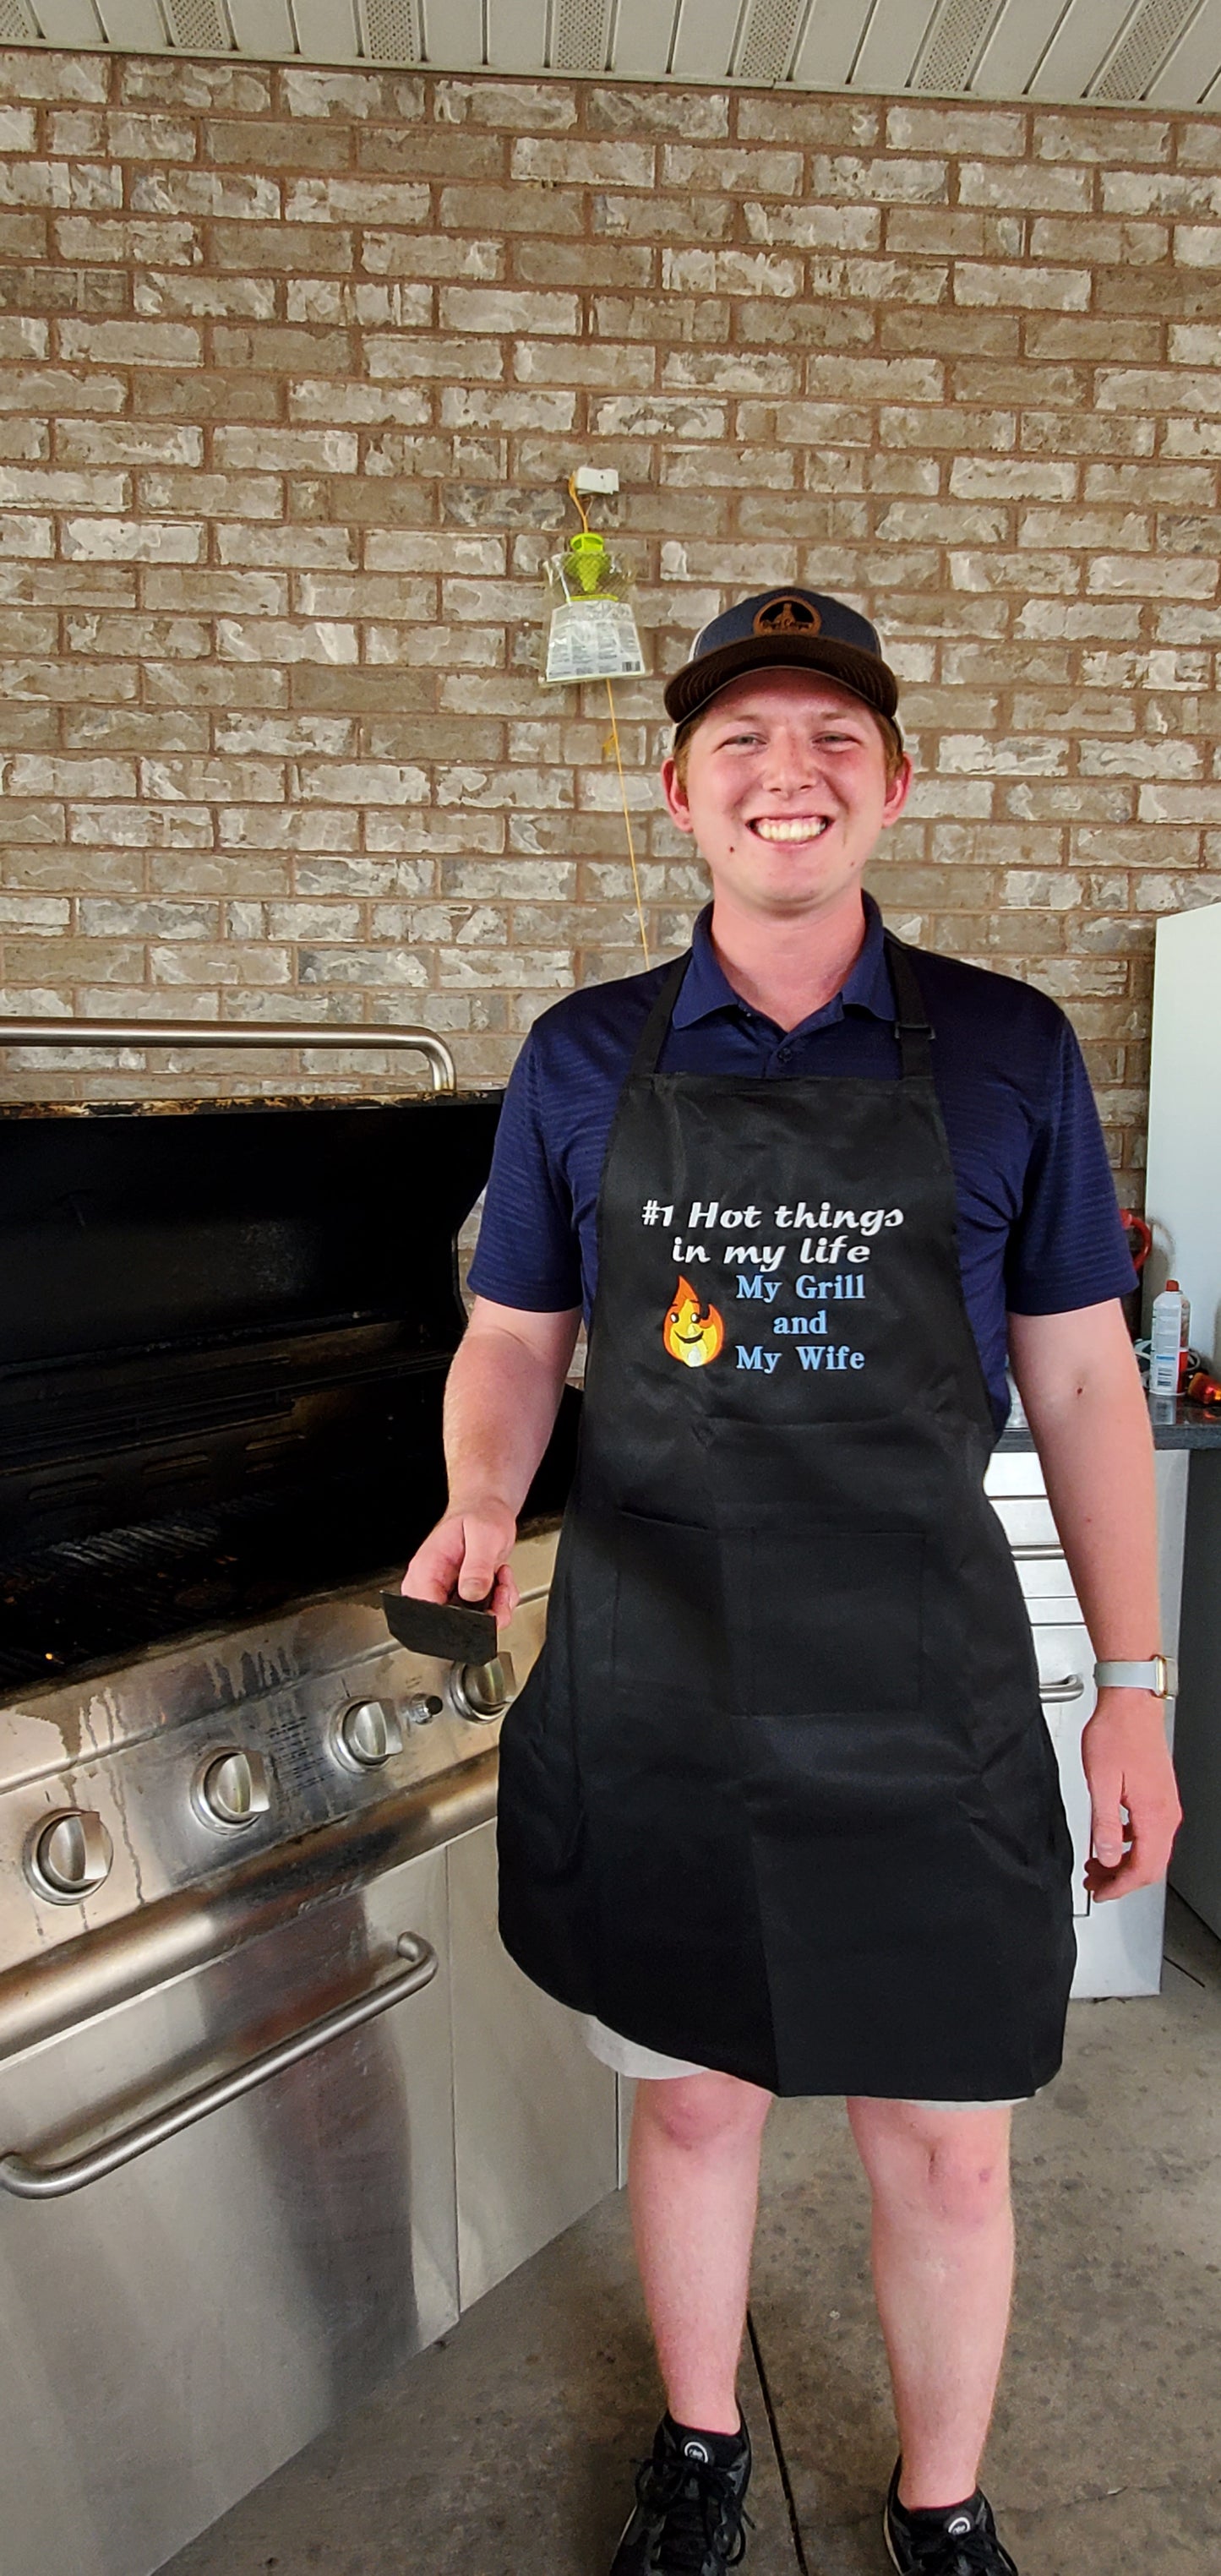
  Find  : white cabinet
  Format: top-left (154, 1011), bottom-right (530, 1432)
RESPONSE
top-left (984, 1445), bottom-right (1188, 1998)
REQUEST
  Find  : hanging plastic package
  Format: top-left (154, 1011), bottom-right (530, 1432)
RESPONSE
top-left (542, 526), bottom-right (646, 686)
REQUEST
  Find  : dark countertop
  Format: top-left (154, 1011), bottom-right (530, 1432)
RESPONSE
top-left (999, 1394), bottom-right (1221, 1452)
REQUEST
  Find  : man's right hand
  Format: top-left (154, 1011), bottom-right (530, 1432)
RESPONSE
top-left (401, 1501), bottom-right (520, 1628)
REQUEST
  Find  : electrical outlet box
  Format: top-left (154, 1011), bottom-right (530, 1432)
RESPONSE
top-left (573, 466), bottom-right (619, 495)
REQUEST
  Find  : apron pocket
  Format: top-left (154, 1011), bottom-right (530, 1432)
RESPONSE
top-left (725, 1527), bottom-right (925, 1716)
top-left (609, 1508), bottom-right (728, 1704)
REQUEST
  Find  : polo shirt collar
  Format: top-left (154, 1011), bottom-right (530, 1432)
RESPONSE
top-left (673, 893), bottom-right (894, 1035)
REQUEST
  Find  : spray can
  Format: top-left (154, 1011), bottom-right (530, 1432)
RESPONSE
top-left (1149, 1279), bottom-right (1189, 1395)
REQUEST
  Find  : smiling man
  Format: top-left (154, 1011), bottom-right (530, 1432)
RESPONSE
top-left (405, 591), bottom-right (1180, 2576)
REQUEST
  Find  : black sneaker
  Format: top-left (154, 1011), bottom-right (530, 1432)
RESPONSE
top-left (883, 2459), bottom-right (1019, 2575)
top-left (610, 2413), bottom-right (752, 2576)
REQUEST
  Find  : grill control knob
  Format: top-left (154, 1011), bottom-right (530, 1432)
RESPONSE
top-left (450, 1653), bottom-right (516, 1724)
top-left (333, 1699), bottom-right (404, 1771)
top-left (28, 1810), bottom-right (113, 1903)
top-left (194, 1748), bottom-right (271, 1830)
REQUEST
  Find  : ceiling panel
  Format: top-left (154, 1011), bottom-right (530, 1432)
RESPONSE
top-left (853, 0), bottom-right (938, 92)
top-left (670, 0), bottom-right (744, 80)
top-left (96, 0), bottom-right (165, 41)
top-left (8, 0), bottom-right (1221, 108)
top-left (790, 0), bottom-right (875, 89)
top-left (291, 0), bottom-right (359, 61)
top-left (1147, 0), bottom-right (1221, 102)
top-left (418, 0), bottom-right (484, 71)
top-left (230, 0), bottom-right (295, 51)
top-left (970, 0), bottom-right (1066, 97)
top-left (32, 0), bottom-right (102, 37)
top-left (608, 0), bottom-right (682, 79)
top-left (486, 0), bottom-right (549, 72)
top-left (1028, 0), bottom-right (1138, 98)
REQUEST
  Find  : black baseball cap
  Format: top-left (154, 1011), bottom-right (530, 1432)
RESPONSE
top-left (664, 587), bottom-right (900, 734)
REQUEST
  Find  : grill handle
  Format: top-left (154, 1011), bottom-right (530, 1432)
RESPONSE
top-left (0, 1931), bottom-right (437, 2202)
top-left (0, 1019), bottom-right (455, 1093)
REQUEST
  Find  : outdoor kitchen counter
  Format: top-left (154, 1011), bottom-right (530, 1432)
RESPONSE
top-left (998, 1392), bottom-right (1221, 1449)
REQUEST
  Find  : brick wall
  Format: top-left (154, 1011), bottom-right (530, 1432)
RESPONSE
top-left (3, 46), bottom-right (1221, 1197)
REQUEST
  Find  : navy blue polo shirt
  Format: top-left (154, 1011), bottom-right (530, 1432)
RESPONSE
top-left (467, 897), bottom-right (1136, 1432)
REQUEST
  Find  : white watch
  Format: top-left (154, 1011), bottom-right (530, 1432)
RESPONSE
top-left (1093, 1655), bottom-right (1178, 1697)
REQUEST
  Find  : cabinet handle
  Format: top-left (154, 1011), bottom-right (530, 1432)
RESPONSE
top-left (1012, 1543), bottom-right (1065, 1561)
top-left (0, 1932), bottom-right (437, 2202)
top-left (1039, 1676), bottom-right (1086, 1703)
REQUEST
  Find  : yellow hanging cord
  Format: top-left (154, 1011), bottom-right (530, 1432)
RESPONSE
top-left (605, 678), bottom-right (650, 972)
top-left (567, 471), bottom-right (591, 533)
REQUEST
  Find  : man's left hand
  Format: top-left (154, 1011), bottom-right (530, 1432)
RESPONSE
top-left (1081, 1687), bottom-right (1182, 1902)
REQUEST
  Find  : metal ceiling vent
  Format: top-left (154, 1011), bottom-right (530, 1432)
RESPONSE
top-left (1093, 0), bottom-right (1202, 101)
top-left (362, 0), bottom-right (423, 61)
top-left (164, 0), bottom-right (231, 48)
top-left (736, 0), bottom-right (809, 86)
top-left (914, 0), bottom-right (1003, 94)
top-left (0, 0), bottom-right (39, 34)
top-left (552, 0), bottom-right (612, 72)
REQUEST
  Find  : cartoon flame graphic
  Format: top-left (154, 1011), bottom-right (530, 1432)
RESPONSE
top-left (663, 1275), bottom-right (725, 1369)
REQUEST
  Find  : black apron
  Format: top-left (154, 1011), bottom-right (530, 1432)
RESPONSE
top-left (498, 938), bottom-right (1076, 2100)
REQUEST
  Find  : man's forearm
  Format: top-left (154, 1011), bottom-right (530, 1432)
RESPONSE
top-left (1011, 1306), bottom-right (1162, 1660)
top-left (443, 1312), bottom-right (578, 1518)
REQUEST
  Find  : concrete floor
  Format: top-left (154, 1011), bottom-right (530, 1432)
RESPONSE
top-left (167, 1892), bottom-right (1221, 2576)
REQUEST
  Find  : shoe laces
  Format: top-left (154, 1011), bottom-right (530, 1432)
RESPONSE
top-left (902, 2519), bottom-right (1011, 2576)
top-left (633, 2451), bottom-right (751, 2574)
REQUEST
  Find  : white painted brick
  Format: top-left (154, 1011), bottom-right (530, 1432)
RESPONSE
top-left (0, 517), bottom-right (53, 559)
top-left (953, 264), bottom-right (1091, 311)
top-left (298, 763), bottom-right (429, 805)
top-left (1087, 556), bottom-right (1217, 596)
top-left (217, 618), bottom-right (358, 664)
top-left (214, 428), bottom-right (360, 471)
top-left (0, 467), bottom-right (128, 510)
top-left (363, 532), bottom-right (506, 574)
top-left (439, 287), bottom-right (581, 335)
top-left (57, 319), bottom-right (202, 368)
top-left (743, 201), bottom-right (880, 249)
top-left (285, 178), bottom-right (431, 226)
top-left (512, 139), bottom-right (655, 188)
top-left (62, 520), bottom-right (201, 564)
top-left (949, 459), bottom-right (1077, 500)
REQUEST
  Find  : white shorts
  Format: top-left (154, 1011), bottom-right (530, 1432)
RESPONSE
top-left (581, 2016), bottom-right (1028, 2110)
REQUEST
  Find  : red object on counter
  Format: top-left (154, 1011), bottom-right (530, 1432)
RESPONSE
top-left (1187, 1368), bottom-right (1221, 1408)
top-left (1120, 1208), bottom-right (1153, 1270)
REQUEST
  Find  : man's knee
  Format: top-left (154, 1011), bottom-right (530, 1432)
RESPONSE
top-left (850, 2099), bottom-right (1012, 2230)
top-left (635, 2069), bottom-right (772, 2155)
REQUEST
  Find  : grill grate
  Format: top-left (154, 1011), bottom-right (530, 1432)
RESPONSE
top-left (0, 1472), bottom-right (444, 1692)
top-left (1094, 0), bottom-right (1200, 100)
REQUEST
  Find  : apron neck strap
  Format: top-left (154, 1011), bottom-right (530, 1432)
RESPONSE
top-left (884, 934), bottom-right (934, 1081)
top-left (628, 933), bottom-right (935, 1083)
top-left (629, 951), bottom-right (691, 1082)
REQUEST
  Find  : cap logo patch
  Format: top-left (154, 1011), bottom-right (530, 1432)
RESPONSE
top-left (753, 594), bottom-right (821, 636)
